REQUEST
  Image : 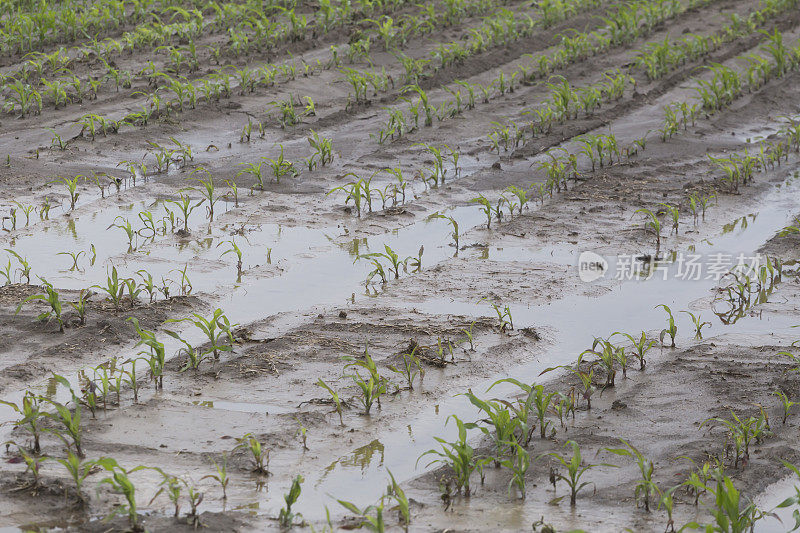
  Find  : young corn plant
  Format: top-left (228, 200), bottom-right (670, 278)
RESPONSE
top-left (496, 441), bottom-right (531, 500)
top-left (278, 475), bottom-right (304, 527)
top-left (431, 213), bottom-right (460, 251)
top-left (418, 415), bottom-right (479, 496)
top-left (167, 309), bottom-right (236, 360)
top-left (43, 374), bottom-right (83, 457)
top-left (613, 331), bottom-right (655, 370)
top-left (128, 317), bottom-right (166, 390)
top-left (219, 239), bottom-right (244, 281)
top-left (5, 442), bottom-right (47, 488)
top-left (774, 390), bottom-right (796, 424)
top-left (337, 497), bottom-right (386, 531)
top-left (388, 348), bottom-right (424, 391)
top-left (605, 439), bottom-right (658, 511)
top-left (386, 470), bottom-right (410, 531)
top-left (201, 454), bottom-right (230, 500)
top-left (97, 457), bottom-right (144, 532)
top-left (164, 330), bottom-right (212, 372)
top-left (54, 451), bottom-right (95, 503)
top-left (656, 304), bottom-right (678, 347)
top-left (543, 440), bottom-right (608, 506)
top-left (634, 208), bottom-right (662, 256)
top-left (343, 346), bottom-right (388, 414)
top-left (0, 391), bottom-right (44, 454)
top-left (681, 310), bottom-right (711, 339)
top-left (93, 266), bottom-right (125, 311)
top-left (54, 175), bottom-right (81, 210)
top-left (682, 475), bottom-right (763, 532)
top-left (17, 278), bottom-right (64, 332)
top-left (236, 433), bottom-right (270, 475)
top-left (190, 169), bottom-right (219, 222)
top-left (316, 379), bottom-right (345, 425)
top-left (462, 390), bottom-right (519, 462)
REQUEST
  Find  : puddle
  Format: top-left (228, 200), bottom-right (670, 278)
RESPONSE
top-left (1, 164), bottom-right (799, 522)
top-left (755, 473), bottom-right (800, 532)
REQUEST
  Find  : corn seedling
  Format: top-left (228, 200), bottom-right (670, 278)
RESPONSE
top-left (316, 379), bottom-right (345, 425)
top-left (543, 440), bottom-right (607, 506)
top-left (93, 266), bottom-right (125, 311)
top-left (682, 474), bottom-right (764, 531)
top-left (54, 175), bottom-right (81, 210)
top-left (343, 346), bottom-right (387, 414)
top-left (164, 330), bottom-right (212, 372)
top-left (97, 457), bottom-right (144, 531)
top-left (191, 168), bottom-right (219, 222)
top-left (605, 439), bottom-right (657, 511)
top-left (5, 249), bottom-right (31, 284)
top-left (634, 208), bottom-right (662, 256)
top-left (462, 389), bottom-right (519, 461)
top-left (418, 415), bottom-right (479, 496)
top-left (236, 433), bottom-right (270, 475)
top-left (484, 299), bottom-right (513, 331)
top-left (167, 309), bottom-right (235, 360)
top-left (338, 496), bottom-right (386, 531)
top-left (43, 374), bottom-right (83, 457)
top-left (0, 392), bottom-right (43, 454)
top-left (201, 454), bottom-right (230, 500)
top-left (17, 278), bottom-right (64, 332)
top-left (774, 390), bottom-right (796, 424)
top-left (5, 441), bottom-right (47, 487)
top-left (681, 310), bottom-right (711, 339)
top-left (129, 317), bottom-right (166, 390)
top-left (54, 451), bottom-right (95, 503)
top-left (169, 193), bottom-right (203, 233)
top-left (219, 239), bottom-right (244, 281)
top-left (388, 347), bottom-right (424, 391)
top-left (613, 331), bottom-right (655, 370)
top-left (278, 475), bottom-right (304, 527)
top-left (656, 304), bottom-right (677, 347)
top-left (496, 440), bottom-right (531, 499)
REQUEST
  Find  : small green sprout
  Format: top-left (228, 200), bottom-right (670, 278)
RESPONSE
top-left (278, 475), bottom-right (304, 527)
top-left (542, 440), bottom-right (608, 506)
top-left (681, 310), bottom-right (711, 339)
top-left (656, 304), bottom-right (677, 347)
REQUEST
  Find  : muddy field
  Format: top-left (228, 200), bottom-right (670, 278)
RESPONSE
top-left (2, 0), bottom-right (800, 530)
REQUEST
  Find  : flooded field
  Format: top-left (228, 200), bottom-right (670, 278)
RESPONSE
top-left (2, 0), bottom-right (800, 530)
